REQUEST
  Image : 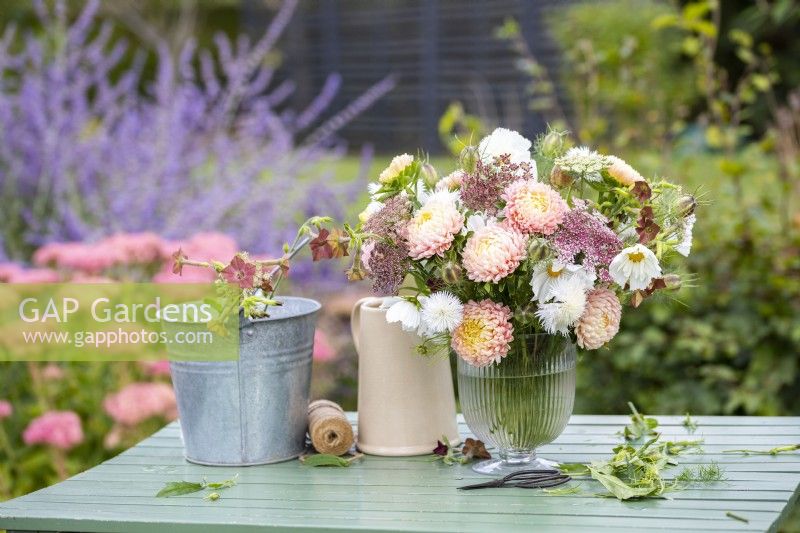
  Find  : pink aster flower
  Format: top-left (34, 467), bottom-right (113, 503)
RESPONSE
top-left (23, 411), bottom-right (84, 450)
top-left (103, 382), bottom-right (177, 427)
top-left (576, 289), bottom-right (622, 350)
top-left (0, 400), bottom-right (12, 419)
top-left (0, 263), bottom-right (23, 282)
top-left (462, 225), bottom-right (527, 282)
top-left (406, 192), bottom-right (465, 259)
top-left (451, 300), bottom-right (514, 367)
top-left (503, 180), bottom-right (568, 235)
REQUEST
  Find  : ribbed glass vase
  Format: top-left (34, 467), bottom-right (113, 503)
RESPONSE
top-left (457, 334), bottom-right (576, 475)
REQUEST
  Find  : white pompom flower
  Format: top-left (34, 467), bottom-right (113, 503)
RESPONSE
top-left (535, 276), bottom-right (588, 336)
top-left (609, 244), bottom-right (662, 291)
top-left (478, 127), bottom-right (535, 168)
top-left (420, 291), bottom-right (464, 334)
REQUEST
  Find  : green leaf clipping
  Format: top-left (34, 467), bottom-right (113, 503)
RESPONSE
top-left (156, 481), bottom-right (204, 498)
top-left (301, 453), bottom-right (358, 467)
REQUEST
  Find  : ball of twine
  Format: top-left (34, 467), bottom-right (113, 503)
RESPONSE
top-left (307, 399), bottom-right (354, 456)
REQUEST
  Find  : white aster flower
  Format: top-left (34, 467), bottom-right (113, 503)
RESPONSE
top-left (530, 262), bottom-right (595, 303)
top-left (609, 243), bottom-right (662, 291)
top-left (554, 146), bottom-right (610, 182)
top-left (676, 214), bottom-right (695, 257)
top-left (358, 201), bottom-right (384, 223)
top-left (478, 127), bottom-right (536, 170)
top-left (535, 276), bottom-right (588, 336)
top-left (420, 291), bottom-right (464, 334)
top-left (385, 298), bottom-right (421, 332)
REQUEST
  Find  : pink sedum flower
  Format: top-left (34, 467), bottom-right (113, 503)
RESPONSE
top-left (23, 411), bottom-right (83, 450)
top-left (7, 268), bottom-right (60, 283)
top-left (576, 289), bottom-right (622, 350)
top-left (502, 180), bottom-right (567, 235)
top-left (451, 300), bottom-right (514, 367)
top-left (462, 225), bottom-right (527, 282)
top-left (0, 400), bottom-right (12, 419)
top-left (139, 360), bottom-right (172, 376)
top-left (103, 382), bottom-right (177, 427)
top-left (406, 192), bottom-right (465, 259)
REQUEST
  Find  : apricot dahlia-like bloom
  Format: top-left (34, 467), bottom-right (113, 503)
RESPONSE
top-left (451, 300), bottom-right (514, 367)
top-left (503, 180), bottom-right (568, 235)
top-left (462, 225), bottom-right (527, 282)
top-left (378, 153), bottom-right (414, 184)
top-left (406, 192), bottom-right (465, 259)
top-left (576, 289), bottom-right (622, 349)
top-left (606, 155), bottom-right (645, 186)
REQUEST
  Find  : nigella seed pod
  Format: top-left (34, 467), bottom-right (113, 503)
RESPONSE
top-left (663, 274), bottom-right (682, 290)
top-left (441, 261), bottom-right (463, 284)
top-left (540, 130), bottom-right (565, 158)
top-left (459, 145), bottom-right (479, 173)
top-left (527, 238), bottom-right (549, 263)
top-left (678, 195), bottom-right (697, 217)
top-left (549, 166), bottom-right (574, 188)
top-left (420, 163), bottom-right (439, 188)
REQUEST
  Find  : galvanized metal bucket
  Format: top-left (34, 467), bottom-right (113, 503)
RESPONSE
top-left (165, 296), bottom-right (320, 466)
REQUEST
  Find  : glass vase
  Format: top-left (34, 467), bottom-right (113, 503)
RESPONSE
top-left (457, 333), bottom-right (576, 475)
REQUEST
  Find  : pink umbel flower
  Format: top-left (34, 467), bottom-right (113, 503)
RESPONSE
top-left (503, 180), bottom-right (568, 235)
top-left (0, 400), bottom-right (12, 419)
top-left (23, 411), bottom-right (83, 450)
top-left (103, 382), bottom-right (177, 426)
top-left (451, 300), bottom-right (514, 367)
top-left (462, 224), bottom-right (527, 282)
top-left (552, 207), bottom-right (623, 283)
top-left (139, 360), bottom-right (172, 376)
top-left (406, 192), bottom-right (465, 259)
top-left (7, 268), bottom-right (60, 283)
top-left (313, 329), bottom-right (336, 362)
top-left (0, 263), bottom-right (22, 282)
top-left (42, 364), bottom-right (65, 381)
top-left (576, 289), bottom-right (622, 349)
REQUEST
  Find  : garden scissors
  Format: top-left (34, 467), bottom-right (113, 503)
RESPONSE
top-left (458, 469), bottom-right (571, 490)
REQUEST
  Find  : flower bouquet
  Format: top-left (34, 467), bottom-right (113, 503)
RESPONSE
top-left (349, 127), bottom-right (697, 473)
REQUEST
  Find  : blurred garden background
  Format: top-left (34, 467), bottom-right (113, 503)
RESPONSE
top-left (1, 0), bottom-right (799, 500)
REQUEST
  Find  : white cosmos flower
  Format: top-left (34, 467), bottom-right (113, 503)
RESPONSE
top-left (530, 262), bottom-right (595, 303)
top-left (385, 298), bottom-right (421, 332)
top-left (535, 276), bottom-right (588, 336)
top-left (460, 213), bottom-right (496, 236)
top-left (478, 127), bottom-right (536, 172)
top-left (420, 291), bottom-right (463, 334)
top-left (676, 214), bottom-right (695, 257)
top-left (609, 244), bottom-right (662, 291)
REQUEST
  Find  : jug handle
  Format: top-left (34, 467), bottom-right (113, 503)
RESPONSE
top-left (351, 297), bottom-right (381, 352)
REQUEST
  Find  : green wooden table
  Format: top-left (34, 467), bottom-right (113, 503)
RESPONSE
top-left (1, 414), bottom-right (798, 532)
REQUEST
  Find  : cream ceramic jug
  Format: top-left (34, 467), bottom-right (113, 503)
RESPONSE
top-left (351, 297), bottom-right (460, 455)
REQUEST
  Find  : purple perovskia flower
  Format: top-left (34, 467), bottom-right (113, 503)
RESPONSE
top-left (0, 0), bottom-right (394, 290)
